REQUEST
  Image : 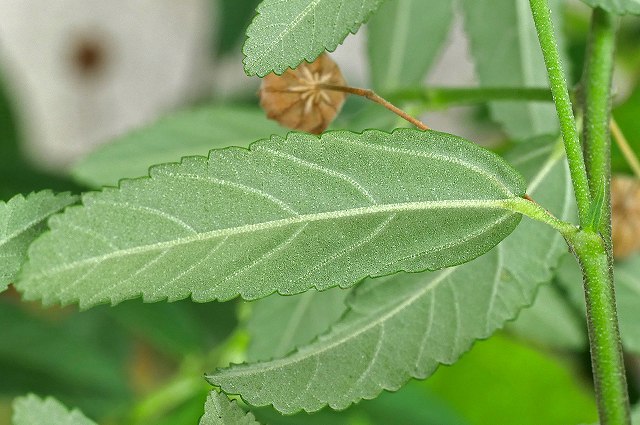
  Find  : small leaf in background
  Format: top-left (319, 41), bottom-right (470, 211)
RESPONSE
top-left (611, 176), bottom-right (640, 259)
top-left (207, 136), bottom-right (575, 413)
top-left (199, 391), bottom-right (261, 425)
top-left (18, 129), bottom-right (525, 308)
top-left (367, 0), bottom-right (454, 91)
top-left (460, 0), bottom-right (565, 139)
top-left (71, 106), bottom-right (285, 188)
top-left (12, 394), bottom-right (97, 425)
top-left (425, 333), bottom-right (598, 425)
top-left (247, 287), bottom-right (350, 362)
top-left (242, 0), bottom-right (385, 76)
top-left (580, 0), bottom-right (640, 15)
top-left (259, 54), bottom-right (346, 134)
top-left (0, 191), bottom-right (77, 292)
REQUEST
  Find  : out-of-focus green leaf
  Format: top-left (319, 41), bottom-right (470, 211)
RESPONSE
top-left (508, 274), bottom-right (587, 349)
top-left (556, 253), bottom-right (640, 354)
top-left (206, 136), bottom-right (574, 414)
top-left (0, 191), bottom-right (77, 291)
top-left (199, 392), bottom-right (261, 425)
top-left (580, 0), bottom-right (640, 15)
top-left (71, 106), bottom-right (285, 188)
top-left (242, 0), bottom-right (385, 76)
top-left (425, 333), bottom-right (598, 425)
top-left (367, 0), bottom-right (454, 91)
top-left (12, 394), bottom-right (97, 425)
top-left (111, 299), bottom-right (238, 359)
top-left (0, 299), bottom-right (130, 417)
top-left (247, 287), bottom-right (350, 362)
top-left (461, 0), bottom-right (565, 139)
top-left (19, 129), bottom-right (525, 309)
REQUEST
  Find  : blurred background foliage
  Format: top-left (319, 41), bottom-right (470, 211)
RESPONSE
top-left (0, 0), bottom-right (639, 423)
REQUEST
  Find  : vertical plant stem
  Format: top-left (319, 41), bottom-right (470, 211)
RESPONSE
top-left (611, 119), bottom-right (640, 179)
top-left (528, 0), bottom-right (592, 227)
top-left (582, 7), bottom-right (618, 244)
top-left (569, 231), bottom-right (630, 425)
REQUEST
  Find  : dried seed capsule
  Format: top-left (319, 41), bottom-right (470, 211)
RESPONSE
top-left (259, 54), bottom-right (346, 134)
top-left (611, 175), bottom-right (640, 259)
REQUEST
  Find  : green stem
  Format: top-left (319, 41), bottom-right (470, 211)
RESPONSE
top-left (529, 0), bottom-right (592, 227)
top-left (567, 231), bottom-right (630, 425)
top-left (500, 196), bottom-right (577, 239)
top-left (386, 87), bottom-right (552, 109)
top-left (581, 7), bottom-right (617, 240)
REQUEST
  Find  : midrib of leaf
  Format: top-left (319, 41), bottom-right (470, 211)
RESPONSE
top-left (248, 0), bottom-right (322, 69)
top-left (228, 268), bottom-right (457, 377)
top-left (273, 291), bottom-right (320, 356)
top-left (1, 208), bottom-right (55, 247)
top-left (385, 3), bottom-right (413, 88)
top-left (29, 199), bottom-right (513, 280)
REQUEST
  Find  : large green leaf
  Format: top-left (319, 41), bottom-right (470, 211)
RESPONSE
top-left (71, 106), bottom-right (285, 188)
top-left (206, 136), bottom-right (574, 413)
top-left (247, 287), bottom-right (350, 362)
top-left (12, 394), bottom-right (97, 425)
top-left (243, 0), bottom-right (385, 76)
top-left (17, 129), bottom-right (525, 308)
top-left (581, 0), bottom-right (640, 14)
top-left (199, 392), bottom-right (261, 425)
top-left (461, 0), bottom-right (564, 139)
top-left (0, 191), bottom-right (77, 291)
top-left (367, 0), bottom-right (454, 91)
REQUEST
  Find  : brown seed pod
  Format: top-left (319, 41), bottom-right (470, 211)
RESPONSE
top-left (611, 175), bottom-right (640, 259)
top-left (259, 54), bottom-right (346, 134)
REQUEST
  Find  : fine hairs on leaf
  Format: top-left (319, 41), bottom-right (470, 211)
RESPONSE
top-left (200, 392), bottom-right (262, 425)
top-left (207, 136), bottom-right (575, 414)
top-left (12, 394), bottom-right (97, 425)
top-left (242, 0), bottom-right (386, 76)
top-left (0, 191), bottom-right (77, 292)
top-left (16, 129), bottom-right (526, 309)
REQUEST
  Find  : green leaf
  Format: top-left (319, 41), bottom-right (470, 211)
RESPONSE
top-left (367, 0), bottom-right (454, 91)
top-left (200, 392), bottom-right (261, 425)
top-left (556, 254), bottom-right (640, 355)
top-left (460, 0), bottom-right (564, 139)
top-left (580, 0), bottom-right (640, 15)
top-left (425, 333), bottom-right (598, 425)
top-left (557, 253), bottom-right (640, 355)
top-left (206, 136), bottom-right (575, 413)
top-left (216, 0), bottom-right (262, 56)
top-left (507, 278), bottom-right (587, 349)
top-left (0, 191), bottom-right (77, 291)
top-left (247, 287), bottom-right (350, 362)
top-left (243, 0), bottom-right (386, 76)
top-left (17, 129), bottom-right (525, 308)
top-left (12, 394), bottom-right (97, 425)
top-left (71, 106), bottom-right (285, 188)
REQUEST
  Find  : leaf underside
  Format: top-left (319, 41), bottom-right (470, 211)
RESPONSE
top-left (12, 394), bottom-right (96, 425)
top-left (243, 0), bottom-right (386, 76)
top-left (17, 129), bottom-right (524, 309)
top-left (199, 392), bottom-right (261, 425)
top-left (0, 191), bottom-right (77, 292)
top-left (580, 0), bottom-right (640, 15)
top-left (207, 136), bottom-right (574, 414)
